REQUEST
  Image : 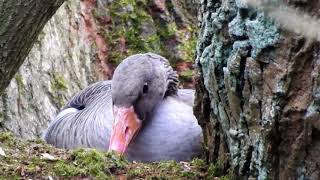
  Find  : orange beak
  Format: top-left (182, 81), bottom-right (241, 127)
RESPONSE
top-left (108, 105), bottom-right (142, 154)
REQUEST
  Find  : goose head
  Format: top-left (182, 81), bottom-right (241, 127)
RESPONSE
top-left (109, 53), bottom-right (178, 154)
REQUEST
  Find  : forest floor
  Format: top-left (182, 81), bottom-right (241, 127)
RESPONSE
top-left (0, 132), bottom-right (231, 179)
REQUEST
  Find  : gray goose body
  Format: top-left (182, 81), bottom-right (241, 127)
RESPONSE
top-left (43, 53), bottom-right (202, 162)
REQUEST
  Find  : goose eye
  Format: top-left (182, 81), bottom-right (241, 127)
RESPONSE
top-left (143, 83), bottom-right (148, 94)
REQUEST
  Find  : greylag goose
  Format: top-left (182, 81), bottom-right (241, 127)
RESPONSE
top-left (43, 53), bottom-right (202, 162)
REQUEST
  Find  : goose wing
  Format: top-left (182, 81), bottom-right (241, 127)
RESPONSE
top-left (43, 81), bottom-right (113, 150)
top-left (64, 81), bottom-right (112, 110)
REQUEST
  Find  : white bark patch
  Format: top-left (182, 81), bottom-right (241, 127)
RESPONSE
top-left (0, 147), bottom-right (6, 156)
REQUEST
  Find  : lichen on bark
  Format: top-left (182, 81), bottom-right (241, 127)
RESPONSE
top-left (195, 0), bottom-right (320, 179)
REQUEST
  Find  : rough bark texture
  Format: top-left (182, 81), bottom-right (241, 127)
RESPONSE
top-left (0, 0), bottom-right (65, 94)
top-left (0, 1), bottom-right (99, 139)
top-left (195, 0), bottom-right (320, 179)
top-left (0, 0), bottom-right (199, 139)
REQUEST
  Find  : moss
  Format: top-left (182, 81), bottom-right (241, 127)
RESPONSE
top-left (190, 158), bottom-right (206, 169)
top-left (144, 34), bottom-right (161, 50)
top-left (33, 138), bottom-right (46, 144)
top-left (127, 168), bottom-right (142, 178)
top-left (53, 161), bottom-right (85, 178)
top-left (0, 170), bottom-right (19, 180)
top-left (180, 69), bottom-right (193, 80)
top-left (220, 168), bottom-right (236, 180)
top-left (179, 36), bottom-right (197, 62)
top-left (207, 160), bottom-right (225, 178)
top-left (157, 22), bottom-right (178, 40)
top-left (0, 132), bottom-right (232, 179)
top-left (110, 0), bottom-right (149, 23)
top-left (14, 74), bottom-right (25, 95)
top-left (54, 96), bottom-right (65, 108)
top-left (105, 0), bottom-right (156, 65)
top-left (0, 131), bottom-right (13, 142)
top-left (74, 149), bottom-right (122, 176)
top-left (50, 73), bottom-right (68, 107)
top-left (94, 0), bottom-right (199, 88)
top-left (181, 171), bottom-right (197, 178)
top-left (53, 149), bottom-right (127, 178)
top-left (103, 0), bottom-right (193, 65)
top-left (25, 157), bottom-right (48, 175)
top-left (157, 160), bottom-right (180, 172)
top-left (51, 73), bottom-right (68, 92)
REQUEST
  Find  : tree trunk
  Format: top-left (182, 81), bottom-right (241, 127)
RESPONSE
top-left (0, 1), bottom-right (99, 139)
top-left (0, 0), bottom-right (66, 94)
top-left (195, 0), bottom-right (320, 179)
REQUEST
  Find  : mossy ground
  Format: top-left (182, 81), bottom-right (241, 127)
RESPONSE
top-left (0, 132), bottom-right (231, 179)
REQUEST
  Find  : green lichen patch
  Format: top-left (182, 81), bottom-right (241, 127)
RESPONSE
top-left (14, 73), bottom-right (25, 96)
top-left (50, 73), bottom-right (68, 107)
top-left (0, 132), bottom-right (230, 179)
top-left (51, 73), bottom-right (68, 92)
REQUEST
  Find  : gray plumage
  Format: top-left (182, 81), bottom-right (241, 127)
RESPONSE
top-left (43, 53), bottom-right (202, 162)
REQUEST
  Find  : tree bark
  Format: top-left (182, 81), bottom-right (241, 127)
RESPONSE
top-left (0, 1), bottom-right (100, 139)
top-left (195, 0), bottom-right (320, 179)
top-left (0, 0), bottom-right (65, 94)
